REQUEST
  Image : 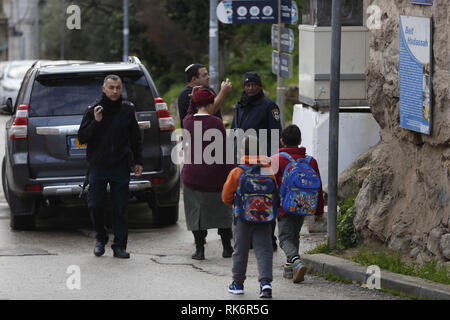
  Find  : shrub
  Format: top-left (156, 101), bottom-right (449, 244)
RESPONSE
top-left (337, 195), bottom-right (358, 249)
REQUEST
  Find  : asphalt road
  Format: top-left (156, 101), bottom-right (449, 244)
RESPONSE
top-left (0, 114), bottom-right (404, 301)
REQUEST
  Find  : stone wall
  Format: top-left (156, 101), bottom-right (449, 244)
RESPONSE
top-left (354, 0), bottom-right (450, 263)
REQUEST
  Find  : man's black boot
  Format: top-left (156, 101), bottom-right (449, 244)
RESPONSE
top-left (94, 242), bottom-right (106, 257)
top-left (113, 247), bottom-right (130, 259)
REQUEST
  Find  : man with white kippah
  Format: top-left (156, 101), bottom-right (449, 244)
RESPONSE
top-left (177, 63), bottom-right (232, 128)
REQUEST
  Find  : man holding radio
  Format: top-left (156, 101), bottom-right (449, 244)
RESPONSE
top-left (78, 74), bottom-right (143, 259)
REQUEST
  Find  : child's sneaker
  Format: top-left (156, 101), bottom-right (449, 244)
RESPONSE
top-left (283, 263), bottom-right (293, 279)
top-left (259, 280), bottom-right (272, 299)
top-left (292, 259), bottom-right (308, 283)
top-left (228, 281), bottom-right (244, 295)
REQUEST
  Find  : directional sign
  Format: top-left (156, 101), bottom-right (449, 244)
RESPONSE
top-left (272, 50), bottom-right (293, 78)
top-left (217, 0), bottom-right (298, 25)
top-left (281, 0), bottom-right (298, 24)
top-left (216, 0), bottom-right (233, 23)
top-left (271, 24), bottom-right (294, 52)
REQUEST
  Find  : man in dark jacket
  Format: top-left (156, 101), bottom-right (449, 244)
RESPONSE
top-left (231, 72), bottom-right (282, 159)
top-left (231, 71), bottom-right (282, 251)
top-left (78, 74), bottom-right (143, 259)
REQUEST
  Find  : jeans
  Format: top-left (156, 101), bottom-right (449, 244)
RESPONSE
top-left (88, 161), bottom-right (130, 250)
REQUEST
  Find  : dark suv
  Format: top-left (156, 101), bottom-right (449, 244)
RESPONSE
top-left (1, 57), bottom-right (180, 230)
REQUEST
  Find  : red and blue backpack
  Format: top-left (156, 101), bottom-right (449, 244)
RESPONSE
top-left (233, 164), bottom-right (279, 224)
top-left (279, 152), bottom-right (321, 216)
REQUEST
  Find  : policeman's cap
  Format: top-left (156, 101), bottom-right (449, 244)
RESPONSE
top-left (243, 72), bottom-right (262, 87)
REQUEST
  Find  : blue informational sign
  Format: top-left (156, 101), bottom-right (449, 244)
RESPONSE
top-left (271, 24), bottom-right (295, 52)
top-left (272, 50), bottom-right (293, 78)
top-left (233, 0), bottom-right (277, 23)
top-left (399, 15), bottom-right (432, 135)
top-left (217, 0), bottom-right (298, 25)
top-left (410, 0), bottom-right (433, 5)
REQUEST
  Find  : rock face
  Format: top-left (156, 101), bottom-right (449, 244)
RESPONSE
top-left (355, 0), bottom-right (450, 263)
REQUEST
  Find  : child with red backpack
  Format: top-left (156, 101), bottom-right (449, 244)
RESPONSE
top-left (270, 125), bottom-right (324, 283)
top-left (222, 136), bottom-right (279, 299)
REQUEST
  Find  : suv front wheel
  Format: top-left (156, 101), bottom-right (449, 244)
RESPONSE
top-left (2, 158), bottom-right (38, 230)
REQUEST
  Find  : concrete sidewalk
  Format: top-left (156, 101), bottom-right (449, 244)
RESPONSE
top-left (301, 253), bottom-right (450, 300)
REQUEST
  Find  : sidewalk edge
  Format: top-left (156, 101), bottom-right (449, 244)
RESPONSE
top-left (301, 253), bottom-right (450, 300)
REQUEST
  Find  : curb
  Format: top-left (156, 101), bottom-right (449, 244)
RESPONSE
top-left (301, 253), bottom-right (450, 300)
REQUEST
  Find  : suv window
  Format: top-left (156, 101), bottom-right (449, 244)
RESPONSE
top-left (14, 69), bottom-right (34, 110)
top-left (29, 73), bottom-right (155, 117)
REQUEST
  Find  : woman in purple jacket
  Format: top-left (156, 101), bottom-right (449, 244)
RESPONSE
top-left (182, 88), bottom-right (233, 260)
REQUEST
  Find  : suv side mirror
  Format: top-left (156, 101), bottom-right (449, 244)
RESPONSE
top-left (1, 97), bottom-right (13, 115)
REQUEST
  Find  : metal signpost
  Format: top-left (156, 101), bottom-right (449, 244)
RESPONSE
top-left (275, 0), bottom-right (285, 126)
top-left (210, 0), bottom-right (220, 93)
top-left (273, 0), bottom-right (297, 126)
top-left (328, 0), bottom-right (342, 250)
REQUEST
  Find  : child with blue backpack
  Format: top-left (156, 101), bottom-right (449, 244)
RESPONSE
top-left (222, 136), bottom-right (279, 299)
top-left (271, 125), bottom-right (324, 283)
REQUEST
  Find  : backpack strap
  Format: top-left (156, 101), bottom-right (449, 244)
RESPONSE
top-left (300, 156), bottom-right (312, 165)
top-left (238, 163), bottom-right (263, 174)
top-left (292, 155), bottom-right (313, 166)
top-left (280, 152), bottom-right (295, 163)
top-left (238, 164), bottom-right (251, 171)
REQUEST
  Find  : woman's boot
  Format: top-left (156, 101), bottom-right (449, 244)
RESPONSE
top-left (219, 228), bottom-right (233, 258)
top-left (192, 230), bottom-right (206, 260)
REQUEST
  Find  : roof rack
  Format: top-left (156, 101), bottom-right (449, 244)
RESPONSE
top-left (128, 56), bottom-right (141, 64)
top-left (31, 60), bottom-right (42, 69)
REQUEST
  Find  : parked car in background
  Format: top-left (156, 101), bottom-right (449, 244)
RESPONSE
top-left (0, 61), bottom-right (10, 103)
top-left (0, 60), bottom-right (36, 105)
top-left (1, 57), bottom-right (180, 230)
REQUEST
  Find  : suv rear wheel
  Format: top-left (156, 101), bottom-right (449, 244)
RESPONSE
top-left (2, 158), bottom-right (38, 230)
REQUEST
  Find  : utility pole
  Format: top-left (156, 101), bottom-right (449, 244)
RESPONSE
top-left (34, 0), bottom-right (39, 59)
top-left (60, 0), bottom-right (65, 59)
top-left (276, 0), bottom-right (286, 128)
top-left (209, 0), bottom-right (219, 93)
top-left (328, 0), bottom-right (342, 250)
top-left (123, 0), bottom-right (129, 62)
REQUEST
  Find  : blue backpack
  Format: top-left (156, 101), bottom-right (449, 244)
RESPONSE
top-left (234, 164), bottom-right (279, 224)
top-left (279, 152), bottom-right (321, 216)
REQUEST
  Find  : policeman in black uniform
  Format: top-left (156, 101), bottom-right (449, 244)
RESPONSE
top-left (78, 74), bottom-right (143, 259)
top-left (231, 71), bottom-right (282, 251)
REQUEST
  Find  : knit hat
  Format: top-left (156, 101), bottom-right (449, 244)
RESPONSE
top-left (243, 72), bottom-right (262, 87)
top-left (192, 88), bottom-right (215, 107)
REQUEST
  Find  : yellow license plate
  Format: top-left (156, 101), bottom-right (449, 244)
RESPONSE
top-left (70, 137), bottom-right (87, 149)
